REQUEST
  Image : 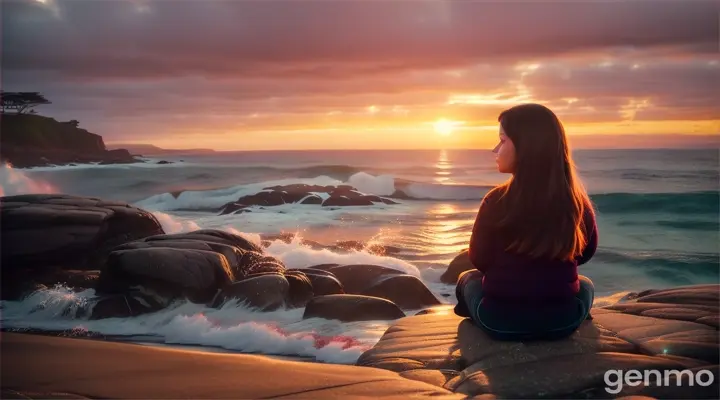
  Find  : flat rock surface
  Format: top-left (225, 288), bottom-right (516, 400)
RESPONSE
top-left (0, 333), bottom-right (463, 399)
top-left (356, 284), bottom-right (720, 399)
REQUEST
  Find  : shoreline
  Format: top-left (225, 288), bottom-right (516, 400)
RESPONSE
top-left (3, 283), bottom-right (718, 399)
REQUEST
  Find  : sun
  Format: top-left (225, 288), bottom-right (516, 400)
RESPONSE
top-left (433, 119), bottom-right (458, 136)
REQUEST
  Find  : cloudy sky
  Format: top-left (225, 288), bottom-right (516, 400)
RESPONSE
top-left (3, 0), bottom-right (719, 150)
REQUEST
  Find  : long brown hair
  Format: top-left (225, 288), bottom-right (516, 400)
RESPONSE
top-left (491, 103), bottom-right (592, 261)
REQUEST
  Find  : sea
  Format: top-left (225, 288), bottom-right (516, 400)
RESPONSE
top-left (1, 148), bottom-right (718, 364)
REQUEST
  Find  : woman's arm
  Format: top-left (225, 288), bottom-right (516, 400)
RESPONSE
top-left (577, 206), bottom-right (598, 266)
top-left (468, 192), bottom-right (496, 273)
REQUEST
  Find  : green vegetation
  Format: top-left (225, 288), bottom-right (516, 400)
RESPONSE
top-left (1, 91), bottom-right (51, 114)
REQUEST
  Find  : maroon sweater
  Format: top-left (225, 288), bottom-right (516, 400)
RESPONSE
top-left (468, 190), bottom-right (598, 308)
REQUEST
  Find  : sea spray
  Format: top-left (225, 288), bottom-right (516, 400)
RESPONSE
top-left (0, 162), bottom-right (57, 196)
top-left (1, 286), bottom-right (385, 364)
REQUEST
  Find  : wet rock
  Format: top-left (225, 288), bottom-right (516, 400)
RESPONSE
top-left (90, 293), bottom-right (164, 320)
top-left (309, 264), bottom-right (438, 309)
top-left (303, 294), bottom-right (406, 322)
top-left (95, 247), bottom-right (235, 305)
top-left (440, 249), bottom-right (473, 284)
top-left (361, 274), bottom-right (442, 310)
top-left (218, 184), bottom-right (397, 215)
top-left (296, 268), bottom-right (344, 295)
top-left (284, 270), bottom-right (314, 308)
top-left (321, 195), bottom-right (376, 207)
top-left (319, 264), bottom-right (405, 294)
top-left (0, 194), bottom-right (164, 300)
top-left (299, 195), bottom-right (323, 205)
top-left (144, 229), bottom-right (264, 254)
top-left (156, 160), bottom-right (173, 164)
top-left (212, 273), bottom-right (289, 311)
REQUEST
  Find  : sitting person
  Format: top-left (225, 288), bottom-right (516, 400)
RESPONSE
top-left (454, 103), bottom-right (598, 341)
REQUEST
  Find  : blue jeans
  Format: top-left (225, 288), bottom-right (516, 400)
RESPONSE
top-left (454, 270), bottom-right (595, 341)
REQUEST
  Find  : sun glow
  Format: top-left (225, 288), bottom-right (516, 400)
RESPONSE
top-left (433, 119), bottom-right (461, 136)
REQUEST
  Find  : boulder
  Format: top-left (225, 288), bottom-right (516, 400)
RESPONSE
top-left (319, 264), bottom-right (405, 294)
top-left (310, 264), bottom-right (438, 309)
top-left (218, 184), bottom-right (398, 215)
top-left (125, 229), bottom-right (284, 279)
top-left (90, 293), bottom-right (165, 320)
top-left (303, 294), bottom-right (406, 322)
top-left (284, 270), bottom-right (314, 308)
top-left (300, 195), bottom-right (323, 205)
top-left (211, 273), bottom-right (289, 311)
top-left (361, 274), bottom-right (442, 310)
top-left (0, 194), bottom-right (164, 300)
top-left (321, 195), bottom-right (375, 207)
top-left (296, 268), bottom-right (344, 296)
top-left (356, 284), bottom-right (720, 399)
top-left (95, 247), bottom-right (235, 305)
top-left (144, 229), bottom-right (264, 253)
top-left (440, 249), bottom-right (473, 284)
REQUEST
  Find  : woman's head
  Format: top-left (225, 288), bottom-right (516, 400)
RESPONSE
top-left (490, 103), bottom-right (592, 261)
top-left (493, 103), bottom-right (567, 175)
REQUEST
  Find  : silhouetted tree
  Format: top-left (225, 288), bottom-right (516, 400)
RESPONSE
top-left (1, 91), bottom-right (51, 114)
top-left (67, 119), bottom-right (80, 127)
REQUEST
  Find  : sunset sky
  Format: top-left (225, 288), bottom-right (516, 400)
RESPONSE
top-left (3, 0), bottom-right (719, 150)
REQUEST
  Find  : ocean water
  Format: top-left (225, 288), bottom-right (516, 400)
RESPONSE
top-left (1, 148), bottom-right (718, 363)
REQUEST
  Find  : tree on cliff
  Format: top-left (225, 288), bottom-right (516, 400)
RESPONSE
top-left (0, 91), bottom-right (51, 114)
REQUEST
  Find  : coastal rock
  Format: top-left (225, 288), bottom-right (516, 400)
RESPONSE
top-left (284, 269), bottom-right (314, 308)
top-left (311, 264), bottom-right (441, 309)
top-left (218, 184), bottom-right (397, 215)
top-left (356, 284), bottom-right (720, 399)
top-left (96, 247), bottom-right (235, 304)
top-left (303, 294), bottom-right (406, 322)
top-left (144, 229), bottom-right (264, 254)
top-left (318, 264), bottom-right (405, 293)
top-left (211, 273), bottom-right (289, 311)
top-left (360, 274), bottom-right (442, 310)
top-left (0, 194), bottom-right (164, 300)
top-left (110, 230), bottom-right (282, 279)
top-left (90, 293), bottom-right (163, 319)
top-left (440, 249), bottom-right (473, 284)
top-left (295, 268), bottom-right (345, 295)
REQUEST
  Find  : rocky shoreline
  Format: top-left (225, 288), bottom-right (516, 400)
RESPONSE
top-left (1, 193), bottom-right (718, 399)
top-left (1, 194), bottom-right (441, 320)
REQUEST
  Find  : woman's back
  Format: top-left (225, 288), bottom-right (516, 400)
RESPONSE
top-left (468, 189), bottom-right (598, 305)
top-left (454, 103), bottom-right (599, 340)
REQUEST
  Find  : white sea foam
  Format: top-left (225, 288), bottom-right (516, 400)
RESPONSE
top-left (0, 286), bottom-right (387, 364)
top-left (135, 176), bottom-right (343, 211)
top-left (132, 171), bottom-right (489, 212)
top-left (347, 172), bottom-right (396, 196)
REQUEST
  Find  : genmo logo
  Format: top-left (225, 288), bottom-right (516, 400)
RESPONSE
top-left (604, 369), bottom-right (716, 394)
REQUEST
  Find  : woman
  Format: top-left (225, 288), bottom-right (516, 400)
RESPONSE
top-left (454, 103), bottom-right (598, 341)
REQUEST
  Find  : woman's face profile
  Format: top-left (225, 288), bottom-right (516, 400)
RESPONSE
top-left (492, 125), bottom-right (516, 174)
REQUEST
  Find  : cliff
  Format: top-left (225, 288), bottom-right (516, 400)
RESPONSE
top-left (0, 114), bottom-right (139, 167)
